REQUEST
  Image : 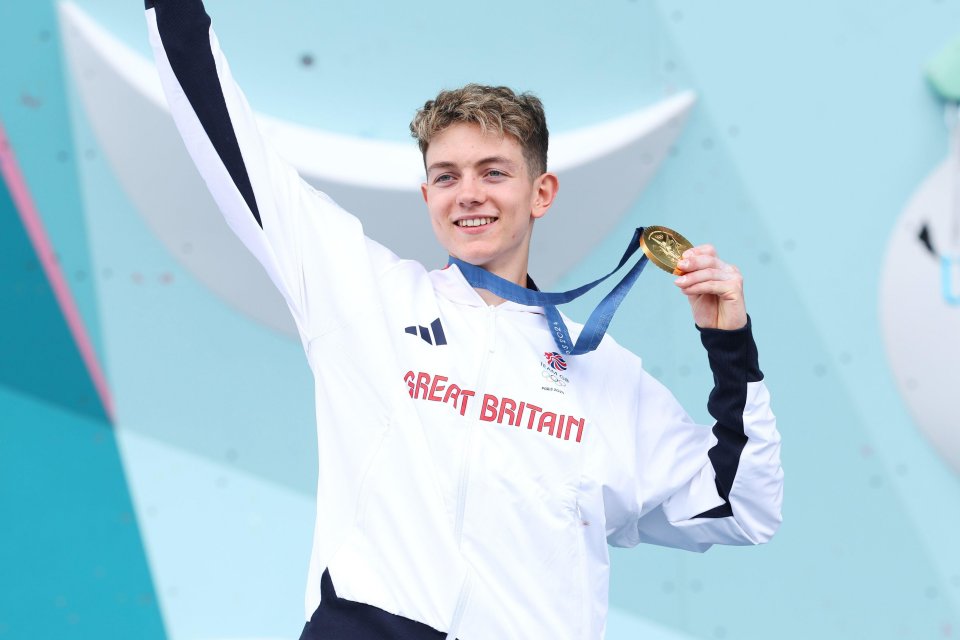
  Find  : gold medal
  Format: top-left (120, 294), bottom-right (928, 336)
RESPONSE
top-left (640, 226), bottom-right (694, 275)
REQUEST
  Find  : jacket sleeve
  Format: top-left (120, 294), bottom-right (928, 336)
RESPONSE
top-left (145, 0), bottom-right (398, 339)
top-left (603, 318), bottom-right (783, 552)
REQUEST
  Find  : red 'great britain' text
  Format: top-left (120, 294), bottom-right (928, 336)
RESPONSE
top-left (403, 371), bottom-right (585, 443)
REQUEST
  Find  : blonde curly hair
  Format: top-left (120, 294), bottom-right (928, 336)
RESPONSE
top-left (410, 84), bottom-right (549, 177)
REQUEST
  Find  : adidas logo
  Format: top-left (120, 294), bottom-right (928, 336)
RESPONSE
top-left (404, 318), bottom-right (447, 346)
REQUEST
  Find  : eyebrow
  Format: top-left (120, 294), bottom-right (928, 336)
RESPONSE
top-left (426, 155), bottom-right (518, 175)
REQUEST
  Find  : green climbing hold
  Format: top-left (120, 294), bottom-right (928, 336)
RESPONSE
top-left (927, 34), bottom-right (960, 101)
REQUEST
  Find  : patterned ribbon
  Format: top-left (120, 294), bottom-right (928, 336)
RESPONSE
top-left (448, 227), bottom-right (649, 356)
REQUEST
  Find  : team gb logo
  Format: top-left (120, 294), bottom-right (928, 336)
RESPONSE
top-left (544, 352), bottom-right (568, 371)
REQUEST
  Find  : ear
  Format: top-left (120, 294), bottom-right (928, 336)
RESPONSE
top-left (420, 182), bottom-right (429, 204)
top-left (530, 172), bottom-right (559, 220)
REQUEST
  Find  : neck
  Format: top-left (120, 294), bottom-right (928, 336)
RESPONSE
top-left (476, 287), bottom-right (508, 306)
top-left (469, 261), bottom-right (529, 306)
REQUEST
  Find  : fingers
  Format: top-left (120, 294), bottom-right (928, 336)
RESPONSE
top-left (675, 277), bottom-right (743, 299)
top-left (673, 243), bottom-right (749, 330)
top-left (674, 255), bottom-right (743, 297)
top-left (683, 244), bottom-right (715, 257)
top-left (675, 265), bottom-right (735, 286)
top-left (676, 249), bottom-right (729, 275)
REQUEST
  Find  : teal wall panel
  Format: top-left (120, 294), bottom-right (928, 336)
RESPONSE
top-left (0, 0), bottom-right (106, 378)
top-left (0, 384), bottom-right (165, 639)
top-left (0, 153), bottom-right (105, 421)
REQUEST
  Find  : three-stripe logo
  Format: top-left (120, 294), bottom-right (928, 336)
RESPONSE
top-left (404, 318), bottom-right (447, 346)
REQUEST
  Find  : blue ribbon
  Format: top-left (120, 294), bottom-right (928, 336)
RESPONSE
top-left (448, 227), bottom-right (649, 356)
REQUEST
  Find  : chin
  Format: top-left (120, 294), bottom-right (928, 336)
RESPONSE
top-left (454, 253), bottom-right (493, 268)
top-left (448, 243), bottom-right (498, 267)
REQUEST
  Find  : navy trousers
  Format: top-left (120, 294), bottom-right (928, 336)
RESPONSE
top-left (299, 570), bottom-right (450, 639)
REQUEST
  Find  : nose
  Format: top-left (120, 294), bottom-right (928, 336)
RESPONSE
top-left (456, 174), bottom-right (485, 208)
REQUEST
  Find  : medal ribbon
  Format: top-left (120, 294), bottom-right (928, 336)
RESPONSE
top-left (448, 227), bottom-right (649, 356)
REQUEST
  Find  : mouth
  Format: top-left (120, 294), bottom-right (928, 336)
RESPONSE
top-left (455, 217), bottom-right (498, 228)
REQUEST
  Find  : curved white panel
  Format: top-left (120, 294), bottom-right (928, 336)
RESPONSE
top-left (59, 1), bottom-right (695, 336)
top-left (880, 157), bottom-right (960, 475)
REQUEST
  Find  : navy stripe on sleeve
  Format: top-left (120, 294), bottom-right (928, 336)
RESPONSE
top-left (150, 0), bottom-right (263, 228)
top-left (693, 317), bottom-right (762, 519)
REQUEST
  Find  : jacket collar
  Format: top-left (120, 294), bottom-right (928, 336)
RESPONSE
top-left (430, 264), bottom-right (545, 315)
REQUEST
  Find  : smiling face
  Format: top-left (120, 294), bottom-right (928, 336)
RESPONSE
top-left (421, 122), bottom-right (558, 285)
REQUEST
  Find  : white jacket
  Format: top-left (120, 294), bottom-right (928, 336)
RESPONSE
top-left (147, 3), bottom-right (783, 638)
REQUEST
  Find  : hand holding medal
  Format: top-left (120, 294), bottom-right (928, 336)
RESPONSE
top-left (452, 225), bottom-right (748, 357)
top-left (640, 226), bottom-right (748, 331)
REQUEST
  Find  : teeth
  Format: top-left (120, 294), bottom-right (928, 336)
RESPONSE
top-left (457, 217), bottom-right (495, 228)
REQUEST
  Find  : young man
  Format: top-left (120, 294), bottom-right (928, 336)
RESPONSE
top-left (146, 1), bottom-right (783, 638)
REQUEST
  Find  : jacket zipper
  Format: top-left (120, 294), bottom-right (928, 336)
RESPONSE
top-left (453, 305), bottom-right (497, 546)
top-left (446, 306), bottom-right (496, 639)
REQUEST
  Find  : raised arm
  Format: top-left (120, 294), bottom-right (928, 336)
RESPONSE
top-left (604, 320), bottom-right (783, 552)
top-left (145, 0), bottom-right (396, 338)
